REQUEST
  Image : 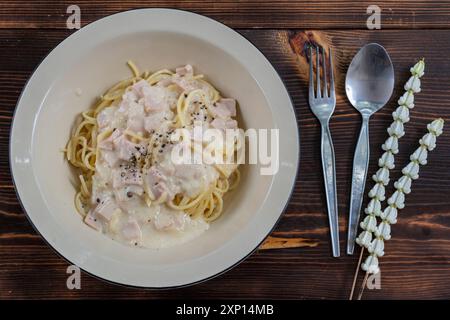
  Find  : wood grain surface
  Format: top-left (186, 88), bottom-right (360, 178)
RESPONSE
top-left (2, 0), bottom-right (450, 29)
top-left (1, 1), bottom-right (450, 300)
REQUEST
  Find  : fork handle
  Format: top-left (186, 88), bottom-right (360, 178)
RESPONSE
top-left (347, 116), bottom-right (370, 255)
top-left (320, 123), bottom-right (340, 257)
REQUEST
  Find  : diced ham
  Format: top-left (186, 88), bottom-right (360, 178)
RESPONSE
top-left (95, 198), bottom-right (119, 221)
top-left (144, 167), bottom-right (172, 200)
top-left (128, 102), bottom-right (144, 117)
top-left (142, 85), bottom-right (169, 112)
top-left (225, 119), bottom-right (238, 129)
top-left (167, 87), bottom-right (182, 109)
top-left (153, 211), bottom-right (186, 231)
top-left (101, 150), bottom-right (119, 167)
top-left (157, 77), bottom-right (173, 87)
top-left (121, 218), bottom-right (142, 241)
top-left (211, 118), bottom-right (227, 130)
top-left (112, 134), bottom-right (140, 160)
top-left (126, 102), bottom-right (145, 132)
top-left (98, 139), bottom-right (113, 151)
top-left (219, 98), bottom-right (237, 117)
top-left (98, 129), bottom-right (121, 151)
top-left (211, 118), bottom-right (238, 130)
top-left (175, 64), bottom-right (193, 77)
top-left (122, 90), bottom-right (138, 103)
top-left (146, 167), bottom-right (167, 183)
top-left (211, 98), bottom-right (237, 119)
top-left (127, 117), bottom-right (144, 132)
top-left (144, 114), bottom-right (163, 132)
top-left (131, 79), bottom-right (150, 98)
top-left (84, 209), bottom-right (102, 231)
top-left (113, 188), bottom-right (127, 202)
top-left (172, 78), bottom-right (198, 93)
top-left (118, 87), bottom-right (141, 113)
top-left (112, 168), bottom-right (143, 188)
top-left (150, 182), bottom-right (170, 200)
top-left (97, 107), bottom-right (115, 128)
top-left (143, 111), bottom-right (173, 133)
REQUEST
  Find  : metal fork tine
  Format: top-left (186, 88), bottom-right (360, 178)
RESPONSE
top-left (322, 47), bottom-right (328, 97)
top-left (329, 47), bottom-right (335, 99)
top-left (316, 46), bottom-right (321, 98)
top-left (309, 46), bottom-right (314, 98)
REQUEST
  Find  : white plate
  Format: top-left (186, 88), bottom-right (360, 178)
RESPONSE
top-left (10, 9), bottom-right (299, 288)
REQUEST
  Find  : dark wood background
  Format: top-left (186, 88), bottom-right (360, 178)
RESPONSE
top-left (1, 1), bottom-right (450, 300)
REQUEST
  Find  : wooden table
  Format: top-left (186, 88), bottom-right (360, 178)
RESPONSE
top-left (1, 1), bottom-right (450, 300)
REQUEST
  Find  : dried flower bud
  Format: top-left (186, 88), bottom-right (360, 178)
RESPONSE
top-left (387, 190), bottom-right (405, 209)
top-left (378, 151), bottom-right (395, 169)
top-left (397, 92), bottom-right (414, 109)
top-left (360, 214), bottom-right (378, 232)
top-left (410, 59), bottom-right (425, 77)
top-left (382, 136), bottom-right (399, 154)
top-left (394, 175), bottom-right (412, 194)
top-left (404, 75), bottom-right (421, 93)
top-left (402, 161), bottom-right (420, 180)
top-left (368, 238), bottom-right (385, 257)
top-left (410, 146), bottom-right (428, 165)
top-left (368, 183), bottom-right (385, 201)
top-left (365, 198), bottom-right (382, 215)
top-left (380, 205), bottom-right (398, 224)
top-left (387, 120), bottom-right (405, 138)
top-left (356, 230), bottom-right (372, 247)
top-left (427, 118), bottom-right (444, 136)
top-left (362, 255), bottom-right (380, 274)
top-left (372, 167), bottom-right (390, 186)
top-left (375, 221), bottom-right (391, 240)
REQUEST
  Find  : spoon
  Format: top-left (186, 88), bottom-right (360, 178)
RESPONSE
top-left (345, 43), bottom-right (394, 255)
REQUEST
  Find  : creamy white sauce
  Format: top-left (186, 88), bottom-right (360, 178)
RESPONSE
top-left (91, 153), bottom-right (211, 249)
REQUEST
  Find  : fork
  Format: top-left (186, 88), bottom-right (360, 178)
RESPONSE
top-left (308, 46), bottom-right (340, 257)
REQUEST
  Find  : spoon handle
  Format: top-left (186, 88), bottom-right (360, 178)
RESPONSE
top-left (347, 116), bottom-right (370, 255)
top-left (320, 123), bottom-right (340, 257)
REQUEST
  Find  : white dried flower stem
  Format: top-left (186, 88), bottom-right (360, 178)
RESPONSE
top-left (362, 118), bottom-right (444, 274)
top-left (356, 59), bottom-right (425, 249)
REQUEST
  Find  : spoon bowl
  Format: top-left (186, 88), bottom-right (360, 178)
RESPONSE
top-left (345, 43), bottom-right (394, 255)
top-left (346, 43), bottom-right (394, 115)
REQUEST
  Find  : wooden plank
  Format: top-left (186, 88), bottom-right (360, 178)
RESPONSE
top-left (1, 28), bottom-right (450, 299)
top-left (1, 1), bottom-right (450, 29)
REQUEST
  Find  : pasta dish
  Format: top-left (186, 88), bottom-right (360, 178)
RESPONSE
top-left (65, 62), bottom-right (241, 248)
